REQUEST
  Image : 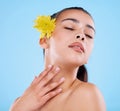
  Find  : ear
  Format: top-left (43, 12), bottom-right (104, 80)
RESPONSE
top-left (39, 37), bottom-right (49, 49)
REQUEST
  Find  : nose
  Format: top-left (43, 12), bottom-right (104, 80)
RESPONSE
top-left (76, 34), bottom-right (85, 41)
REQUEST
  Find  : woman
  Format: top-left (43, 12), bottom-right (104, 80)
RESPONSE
top-left (10, 7), bottom-right (106, 111)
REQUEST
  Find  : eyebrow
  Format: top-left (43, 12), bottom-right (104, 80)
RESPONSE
top-left (61, 18), bottom-right (95, 32)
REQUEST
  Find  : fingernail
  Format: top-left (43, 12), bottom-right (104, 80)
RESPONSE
top-left (48, 65), bottom-right (52, 69)
top-left (60, 77), bottom-right (65, 82)
top-left (55, 67), bottom-right (60, 73)
top-left (58, 88), bottom-right (62, 92)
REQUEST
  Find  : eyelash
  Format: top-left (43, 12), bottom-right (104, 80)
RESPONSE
top-left (85, 34), bottom-right (93, 39)
top-left (64, 27), bottom-right (74, 31)
top-left (64, 27), bottom-right (93, 39)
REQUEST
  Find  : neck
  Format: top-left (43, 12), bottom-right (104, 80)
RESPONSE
top-left (45, 62), bottom-right (79, 92)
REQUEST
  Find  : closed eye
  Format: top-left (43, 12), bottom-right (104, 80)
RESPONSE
top-left (64, 27), bottom-right (74, 31)
top-left (85, 34), bottom-right (93, 39)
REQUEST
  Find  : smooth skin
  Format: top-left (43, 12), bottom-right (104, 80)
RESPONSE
top-left (10, 65), bottom-right (65, 111)
top-left (10, 9), bottom-right (106, 111)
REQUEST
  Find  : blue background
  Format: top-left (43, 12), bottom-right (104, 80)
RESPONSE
top-left (0, 0), bottom-right (120, 111)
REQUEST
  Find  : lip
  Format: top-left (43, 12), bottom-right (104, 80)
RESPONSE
top-left (68, 42), bottom-right (85, 53)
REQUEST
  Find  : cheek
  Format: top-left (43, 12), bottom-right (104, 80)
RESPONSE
top-left (51, 30), bottom-right (70, 48)
top-left (86, 42), bottom-right (94, 57)
top-left (49, 37), bottom-right (64, 54)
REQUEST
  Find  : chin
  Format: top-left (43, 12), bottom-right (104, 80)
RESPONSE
top-left (74, 59), bottom-right (87, 66)
top-left (70, 61), bottom-right (85, 67)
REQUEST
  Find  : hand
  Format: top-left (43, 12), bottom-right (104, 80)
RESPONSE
top-left (10, 65), bottom-right (65, 111)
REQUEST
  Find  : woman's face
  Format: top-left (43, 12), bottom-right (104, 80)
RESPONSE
top-left (47, 9), bottom-right (95, 66)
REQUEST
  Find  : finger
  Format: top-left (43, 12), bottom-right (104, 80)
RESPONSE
top-left (31, 76), bottom-right (38, 85)
top-left (38, 67), bottom-right (60, 87)
top-left (39, 88), bottom-right (62, 107)
top-left (38, 65), bottom-right (53, 80)
top-left (31, 65), bottom-right (53, 85)
top-left (39, 77), bottom-right (65, 96)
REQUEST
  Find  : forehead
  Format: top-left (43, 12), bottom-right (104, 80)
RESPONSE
top-left (56, 9), bottom-right (95, 28)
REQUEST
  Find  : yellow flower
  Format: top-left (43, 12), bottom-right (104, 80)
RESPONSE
top-left (33, 15), bottom-right (56, 39)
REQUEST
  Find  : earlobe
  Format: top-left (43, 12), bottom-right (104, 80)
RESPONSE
top-left (39, 37), bottom-right (49, 49)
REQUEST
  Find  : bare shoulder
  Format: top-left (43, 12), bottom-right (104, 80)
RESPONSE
top-left (70, 80), bottom-right (106, 111)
